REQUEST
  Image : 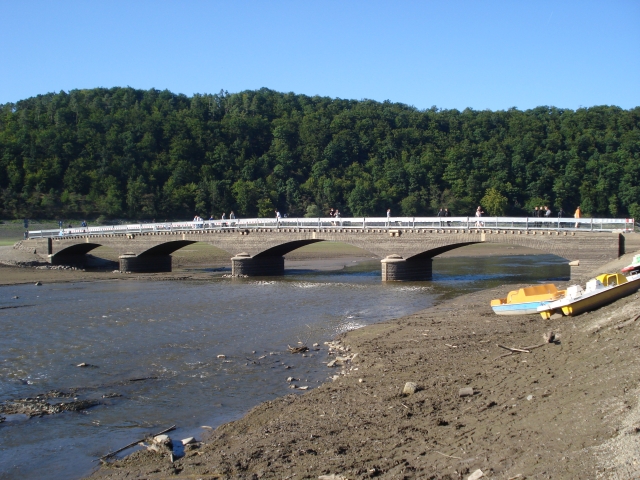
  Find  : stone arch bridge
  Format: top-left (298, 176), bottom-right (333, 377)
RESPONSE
top-left (21, 226), bottom-right (638, 281)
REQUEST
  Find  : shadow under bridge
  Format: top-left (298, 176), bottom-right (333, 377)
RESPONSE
top-left (119, 240), bottom-right (198, 273)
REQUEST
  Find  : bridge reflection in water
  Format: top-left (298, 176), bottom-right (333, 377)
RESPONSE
top-left (23, 216), bottom-right (637, 281)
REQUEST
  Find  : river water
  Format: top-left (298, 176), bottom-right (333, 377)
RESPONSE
top-left (0, 255), bottom-right (568, 479)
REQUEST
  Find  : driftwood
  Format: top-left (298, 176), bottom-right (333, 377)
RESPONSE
top-left (287, 345), bottom-right (309, 354)
top-left (0, 304), bottom-right (35, 310)
top-left (494, 339), bottom-right (551, 361)
top-left (99, 425), bottom-right (176, 461)
top-left (497, 344), bottom-right (530, 353)
top-left (434, 450), bottom-right (462, 460)
top-left (616, 313), bottom-right (640, 330)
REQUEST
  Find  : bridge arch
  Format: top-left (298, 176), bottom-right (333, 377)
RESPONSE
top-left (137, 240), bottom-right (197, 256)
top-left (51, 243), bottom-right (104, 258)
top-left (404, 242), bottom-right (480, 261)
top-left (254, 239), bottom-right (325, 258)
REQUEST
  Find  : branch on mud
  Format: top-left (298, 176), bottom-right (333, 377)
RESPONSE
top-left (494, 331), bottom-right (558, 360)
top-left (99, 425), bottom-right (176, 461)
top-left (433, 450), bottom-right (462, 460)
top-left (497, 344), bottom-right (530, 353)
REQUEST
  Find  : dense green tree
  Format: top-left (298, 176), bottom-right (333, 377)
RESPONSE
top-left (0, 88), bottom-right (638, 221)
top-left (481, 188), bottom-right (508, 216)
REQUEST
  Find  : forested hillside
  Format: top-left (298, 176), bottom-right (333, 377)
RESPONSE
top-left (1, 87), bottom-right (639, 221)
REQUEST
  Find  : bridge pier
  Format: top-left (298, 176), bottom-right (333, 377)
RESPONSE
top-left (49, 254), bottom-right (89, 267)
top-left (231, 253), bottom-right (285, 277)
top-left (381, 254), bottom-right (433, 281)
top-left (119, 254), bottom-right (172, 273)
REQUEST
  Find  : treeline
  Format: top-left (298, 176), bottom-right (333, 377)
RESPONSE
top-left (0, 87), bottom-right (639, 221)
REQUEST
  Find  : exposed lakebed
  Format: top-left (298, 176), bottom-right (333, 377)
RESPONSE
top-left (0, 255), bottom-right (568, 479)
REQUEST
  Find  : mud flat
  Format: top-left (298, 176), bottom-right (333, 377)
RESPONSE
top-left (87, 253), bottom-right (640, 479)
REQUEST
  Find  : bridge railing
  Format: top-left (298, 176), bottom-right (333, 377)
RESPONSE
top-left (25, 216), bottom-right (635, 238)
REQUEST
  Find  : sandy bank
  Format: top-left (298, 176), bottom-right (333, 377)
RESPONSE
top-left (86, 252), bottom-right (640, 479)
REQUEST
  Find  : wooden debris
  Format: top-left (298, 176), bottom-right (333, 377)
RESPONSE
top-left (497, 344), bottom-right (530, 353)
top-left (287, 345), bottom-right (309, 354)
top-left (616, 314), bottom-right (640, 329)
top-left (434, 450), bottom-right (462, 460)
top-left (99, 425), bottom-right (176, 461)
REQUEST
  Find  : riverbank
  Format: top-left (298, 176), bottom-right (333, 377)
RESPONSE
top-left (85, 252), bottom-right (640, 479)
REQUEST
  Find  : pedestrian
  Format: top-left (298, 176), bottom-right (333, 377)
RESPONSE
top-left (557, 207), bottom-right (564, 229)
top-left (475, 206), bottom-right (484, 227)
top-left (437, 208), bottom-right (445, 226)
top-left (329, 208), bottom-right (335, 218)
top-left (574, 206), bottom-right (581, 229)
top-left (275, 210), bottom-right (281, 222)
top-left (544, 206), bottom-right (551, 217)
top-left (444, 208), bottom-right (451, 226)
top-left (229, 211), bottom-right (235, 219)
top-left (386, 208), bottom-right (391, 226)
top-left (221, 212), bottom-right (226, 220)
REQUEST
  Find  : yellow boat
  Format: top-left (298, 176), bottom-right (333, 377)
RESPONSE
top-left (490, 284), bottom-right (564, 315)
top-left (538, 272), bottom-right (640, 319)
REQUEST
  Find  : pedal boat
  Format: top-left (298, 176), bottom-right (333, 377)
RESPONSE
top-left (490, 284), bottom-right (564, 315)
top-left (537, 272), bottom-right (640, 319)
top-left (621, 254), bottom-right (640, 274)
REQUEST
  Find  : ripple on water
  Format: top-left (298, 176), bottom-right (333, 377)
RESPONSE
top-left (393, 285), bottom-right (433, 292)
top-left (336, 321), bottom-right (367, 334)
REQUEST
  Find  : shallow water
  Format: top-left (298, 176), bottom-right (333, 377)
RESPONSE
top-left (0, 255), bottom-right (568, 479)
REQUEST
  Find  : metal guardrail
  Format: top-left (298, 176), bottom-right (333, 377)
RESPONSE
top-left (25, 216), bottom-right (635, 239)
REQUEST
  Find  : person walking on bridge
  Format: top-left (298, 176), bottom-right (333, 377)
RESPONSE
top-left (386, 208), bottom-right (391, 227)
top-left (574, 206), bottom-right (581, 229)
top-left (475, 206), bottom-right (484, 227)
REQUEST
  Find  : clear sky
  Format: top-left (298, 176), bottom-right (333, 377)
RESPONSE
top-left (2, 0), bottom-right (638, 110)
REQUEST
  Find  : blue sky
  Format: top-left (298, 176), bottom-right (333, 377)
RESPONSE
top-left (2, 0), bottom-right (638, 110)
